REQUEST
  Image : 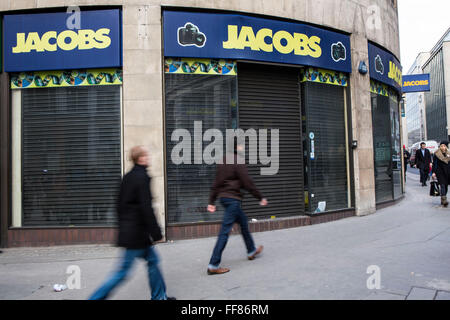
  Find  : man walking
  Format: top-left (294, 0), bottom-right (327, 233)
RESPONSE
top-left (403, 145), bottom-right (410, 182)
top-left (415, 142), bottom-right (432, 186)
top-left (206, 143), bottom-right (267, 275)
top-left (89, 146), bottom-right (174, 300)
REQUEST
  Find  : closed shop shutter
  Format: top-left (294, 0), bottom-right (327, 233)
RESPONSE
top-left (21, 86), bottom-right (122, 226)
top-left (390, 95), bottom-right (402, 200)
top-left (371, 93), bottom-right (394, 203)
top-left (303, 82), bottom-right (348, 212)
top-left (238, 63), bottom-right (304, 218)
top-left (165, 74), bottom-right (237, 224)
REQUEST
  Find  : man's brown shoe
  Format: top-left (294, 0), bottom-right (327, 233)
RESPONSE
top-left (207, 267), bottom-right (230, 275)
top-left (248, 245), bottom-right (264, 260)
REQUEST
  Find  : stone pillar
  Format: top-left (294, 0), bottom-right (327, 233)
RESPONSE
top-left (349, 34), bottom-right (376, 216)
top-left (122, 4), bottom-right (167, 235)
top-left (0, 73), bottom-right (11, 247)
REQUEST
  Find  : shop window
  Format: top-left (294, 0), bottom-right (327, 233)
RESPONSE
top-left (12, 85), bottom-right (122, 226)
top-left (390, 94), bottom-right (402, 200)
top-left (164, 58), bottom-right (237, 224)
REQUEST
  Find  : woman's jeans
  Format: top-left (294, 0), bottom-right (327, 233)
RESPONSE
top-left (208, 198), bottom-right (257, 269)
top-left (89, 245), bottom-right (167, 300)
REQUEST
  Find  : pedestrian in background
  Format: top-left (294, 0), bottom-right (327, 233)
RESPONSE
top-left (89, 146), bottom-right (175, 300)
top-left (415, 142), bottom-right (432, 186)
top-left (432, 141), bottom-right (450, 207)
top-left (206, 142), bottom-right (267, 275)
top-left (403, 145), bottom-right (410, 181)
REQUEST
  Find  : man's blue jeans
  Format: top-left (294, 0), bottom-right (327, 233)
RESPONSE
top-left (208, 198), bottom-right (257, 269)
top-left (89, 245), bottom-right (167, 300)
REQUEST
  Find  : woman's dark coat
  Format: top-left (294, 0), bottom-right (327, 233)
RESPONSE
top-left (117, 164), bottom-right (162, 249)
top-left (432, 151), bottom-right (450, 186)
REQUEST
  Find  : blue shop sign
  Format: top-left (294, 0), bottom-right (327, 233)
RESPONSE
top-left (402, 74), bottom-right (430, 93)
top-left (163, 11), bottom-right (352, 73)
top-left (368, 42), bottom-right (402, 92)
top-left (4, 10), bottom-right (122, 72)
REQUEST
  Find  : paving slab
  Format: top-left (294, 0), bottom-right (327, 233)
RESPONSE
top-left (406, 287), bottom-right (437, 300)
top-left (435, 291), bottom-right (450, 300)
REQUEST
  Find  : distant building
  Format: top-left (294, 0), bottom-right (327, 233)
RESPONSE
top-left (423, 28), bottom-right (450, 143)
top-left (405, 52), bottom-right (430, 147)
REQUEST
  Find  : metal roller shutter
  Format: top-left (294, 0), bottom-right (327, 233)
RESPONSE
top-left (304, 82), bottom-right (348, 212)
top-left (238, 63), bottom-right (304, 218)
top-left (165, 74), bottom-right (236, 223)
top-left (371, 93), bottom-right (394, 203)
top-left (21, 86), bottom-right (122, 226)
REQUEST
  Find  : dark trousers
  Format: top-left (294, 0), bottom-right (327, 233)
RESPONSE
top-left (440, 184), bottom-right (448, 197)
top-left (419, 165), bottom-right (429, 184)
top-left (208, 198), bottom-right (256, 268)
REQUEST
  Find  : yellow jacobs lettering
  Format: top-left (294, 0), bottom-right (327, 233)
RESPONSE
top-left (223, 25), bottom-right (322, 58)
top-left (403, 80), bottom-right (429, 87)
top-left (256, 28), bottom-right (273, 52)
top-left (12, 29), bottom-right (112, 53)
top-left (388, 61), bottom-right (402, 87)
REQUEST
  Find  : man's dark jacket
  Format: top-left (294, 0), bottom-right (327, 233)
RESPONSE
top-left (209, 153), bottom-right (263, 205)
top-left (415, 147), bottom-right (432, 169)
top-left (117, 164), bottom-right (162, 249)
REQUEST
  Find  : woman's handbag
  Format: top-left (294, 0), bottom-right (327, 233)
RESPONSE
top-left (430, 180), bottom-right (440, 196)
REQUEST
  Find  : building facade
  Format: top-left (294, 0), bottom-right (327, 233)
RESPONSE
top-left (405, 52), bottom-right (430, 147)
top-left (0, 0), bottom-right (403, 248)
top-left (423, 28), bottom-right (450, 143)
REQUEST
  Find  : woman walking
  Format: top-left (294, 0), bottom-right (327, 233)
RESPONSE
top-left (432, 141), bottom-right (450, 207)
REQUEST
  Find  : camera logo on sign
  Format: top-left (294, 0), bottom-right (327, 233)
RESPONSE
top-left (177, 22), bottom-right (206, 48)
top-left (331, 42), bottom-right (346, 62)
top-left (374, 55), bottom-right (384, 75)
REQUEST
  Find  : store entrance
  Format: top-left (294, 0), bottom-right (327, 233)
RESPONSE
top-left (371, 91), bottom-right (402, 203)
top-left (302, 81), bottom-right (350, 213)
top-left (237, 63), bottom-right (305, 218)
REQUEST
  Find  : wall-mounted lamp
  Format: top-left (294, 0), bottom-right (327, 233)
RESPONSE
top-left (358, 61), bottom-right (368, 75)
top-left (351, 140), bottom-right (358, 149)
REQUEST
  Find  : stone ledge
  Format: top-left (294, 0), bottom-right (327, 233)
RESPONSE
top-left (167, 209), bottom-right (356, 240)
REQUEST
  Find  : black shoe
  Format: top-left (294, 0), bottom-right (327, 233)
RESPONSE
top-left (167, 297), bottom-right (176, 300)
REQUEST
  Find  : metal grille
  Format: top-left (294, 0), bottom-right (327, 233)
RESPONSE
top-left (21, 86), bottom-right (121, 226)
top-left (237, 63), bottom-right (304, 218)
top-left (165, 74), bottom-right (237, 223)
top-left (304, 82), bottom-right (348, 212)
top-left (371, 93), bottom-right (394, 203)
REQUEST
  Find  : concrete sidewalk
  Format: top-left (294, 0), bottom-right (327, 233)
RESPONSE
top-left (1, 171), bottom-right (449, 300)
